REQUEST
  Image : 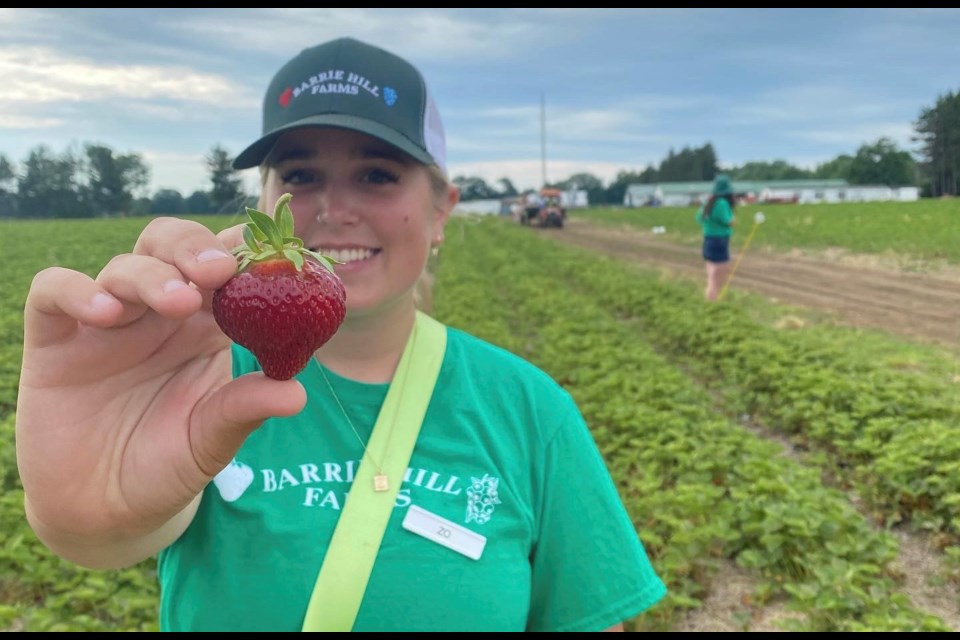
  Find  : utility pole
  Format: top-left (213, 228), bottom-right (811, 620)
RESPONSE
top-left (540, 91), bottom-right (547, 189)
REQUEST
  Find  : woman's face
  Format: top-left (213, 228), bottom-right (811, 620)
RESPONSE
top-left (261, 127), bottom-right (455, 317)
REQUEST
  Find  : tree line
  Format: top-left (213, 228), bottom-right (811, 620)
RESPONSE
top-left (456, 136), bottom-right (919, 206)
top-left (0, 143), bottom-right (246, 219)
top-left (1, 90), bottom-right (957, 218)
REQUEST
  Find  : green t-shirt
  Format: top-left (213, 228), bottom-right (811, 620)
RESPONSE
top-left (156, 325), bottom-right (666, 631)
top-left (695, 197), bottom-right (734, 237)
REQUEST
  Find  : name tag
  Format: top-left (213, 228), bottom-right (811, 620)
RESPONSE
top-left (402, 504), bottom-right (487, 561)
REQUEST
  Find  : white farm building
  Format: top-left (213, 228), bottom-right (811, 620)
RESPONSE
top-left (623, 179), bottom-right (920, 208)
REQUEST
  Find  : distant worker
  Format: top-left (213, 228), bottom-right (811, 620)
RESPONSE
top-left (523, 190), bottom-right (544, 224)
top-left (695, 174), bottom-right (736, 301)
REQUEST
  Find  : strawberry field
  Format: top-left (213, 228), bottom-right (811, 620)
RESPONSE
top-left (3, 204), bottom-right (960, 631)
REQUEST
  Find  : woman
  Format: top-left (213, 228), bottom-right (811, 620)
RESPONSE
top-left (15, 37), bottom-right (666, 631)
top-left (695, 174), bottom-right (737, 301)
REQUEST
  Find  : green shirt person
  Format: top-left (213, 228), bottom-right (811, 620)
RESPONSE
top-left (695, 174), bottom-right (737, 300)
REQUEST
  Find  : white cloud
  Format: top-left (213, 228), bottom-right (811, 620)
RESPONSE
top-left (789, 121), bottom-right (917, 149)
top-left (163, 8), bottom-right (541, 60)
top-left (144, 149), bottom-right (263, 197)
top-left (0, 113), bottom-right (63, 128)
top-left (0, 46), bottom-right (246, 109)
top-left (140, 150), bottom-right (209, 195)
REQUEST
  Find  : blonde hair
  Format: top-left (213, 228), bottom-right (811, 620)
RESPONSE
top-left (413, 163), bottom-right (452, 313)
top-left (257, 162), bottom-right (450, 313)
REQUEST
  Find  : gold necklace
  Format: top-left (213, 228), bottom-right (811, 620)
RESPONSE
top-left (318, 366), bottom-right (391, 492)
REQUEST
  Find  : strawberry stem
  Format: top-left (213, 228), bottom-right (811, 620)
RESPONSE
top-left (232, 193), bottom-right (337, 274)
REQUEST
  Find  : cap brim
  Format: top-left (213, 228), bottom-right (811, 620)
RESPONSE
top-left (232, 114), bottom-right (435, 170)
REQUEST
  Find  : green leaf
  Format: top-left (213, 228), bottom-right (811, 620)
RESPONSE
top-left (247, 208), bottom-right (283, 249)
top-left (273, 192), bottom-right (294, 220)
top-left (245, 220), bottom-right (268, 243)
top-left (231, 194), bottom-right (324, 270)
top-left (307, 249), bottom-right (338, 272)
top-left (284, 248), bottom-right (304, 270)
top-left (278, 197), bottom-right (295, 238)
top-left (242, 225), bottom-right (260, 253)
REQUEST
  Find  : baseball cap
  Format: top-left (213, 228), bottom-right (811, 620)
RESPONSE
top-left (712, 174), bottom-right (733, 196)
top-left (233, 37), bottom-right (447, 174)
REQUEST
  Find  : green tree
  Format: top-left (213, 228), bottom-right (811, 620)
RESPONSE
top-left (496, 177), bottom-right (518, 198)
top-left (846, 137), bottom-right (917, 186)
top-left (451, 175), bottom-right (497, 201)
top-left (553, 172), bottom-right (604, 206)
top-left (604, 169), bottom-right (649, 205)
top-left (658, 144), bottom-right (718, 182)
top-left (17, 145), bottom-right (87, 218)
top-left (150, 188), bottom-right (187, 215)
top-left (130, 196), bottom-right (152, 216)
top-left (206, 144), bottom-right (245, 214)
top-left (0, 154), bottom-right (17, 218)
top-left (83, 143), bottom-right (149, 217)
top-left (913, 90), bottom-right (960, 196)
top-left (186, 190), bottom-right (213, 214)
top-left (637, 166), bottom-right (659, 184)
top-left (0, 154), bottom-right (15, 189)
top-left (729, 160), bottom-right (812, 181)
top-left (814, 155), bottom-right (854, 180)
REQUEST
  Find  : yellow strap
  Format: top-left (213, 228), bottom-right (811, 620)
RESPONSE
top-left (301, 311), bottom-right (447, 632)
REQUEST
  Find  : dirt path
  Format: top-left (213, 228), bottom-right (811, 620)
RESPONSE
top-left (543, 217), bottom-right (960, 347)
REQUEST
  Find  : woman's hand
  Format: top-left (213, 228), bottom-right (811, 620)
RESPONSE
top-left (16, 217), bottom-right (307, 546)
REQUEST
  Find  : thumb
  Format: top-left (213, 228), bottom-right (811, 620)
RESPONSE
top-left (190, 373), bottom-right (307, 478)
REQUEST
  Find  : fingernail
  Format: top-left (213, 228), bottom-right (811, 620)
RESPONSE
top-left (90, 292), bottom-right (117, 311)
top-left (196, 249), bottom-right (232, 263)
top-left (163, 279), bottom-right (189, 294)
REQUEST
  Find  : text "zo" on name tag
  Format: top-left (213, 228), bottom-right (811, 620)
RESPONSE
top-left (402, 504), bottom-right (486, 560)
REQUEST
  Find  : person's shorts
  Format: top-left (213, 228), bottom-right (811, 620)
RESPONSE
top-left (702, 235), bottom-right (730, 263)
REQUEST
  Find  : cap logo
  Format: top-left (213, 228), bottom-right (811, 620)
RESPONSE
top-left (280, 70), bottom-right (385, 110)
top-left (383, 87), bottom-right (397, 107)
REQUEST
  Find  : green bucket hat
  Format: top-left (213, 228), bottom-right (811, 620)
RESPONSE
top-left (713, 174), bottom-right (733, 196)
top-left (233, 37), bottom-right (446, 174)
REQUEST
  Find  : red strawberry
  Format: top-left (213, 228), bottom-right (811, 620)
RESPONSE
top-left (212, 193), bottom-right (346, 380)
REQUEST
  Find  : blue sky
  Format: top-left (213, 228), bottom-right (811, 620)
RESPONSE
top-left (3, 8), bottom-right (959, 197)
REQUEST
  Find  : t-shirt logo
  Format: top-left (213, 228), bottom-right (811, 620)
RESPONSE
top-left (465, 474), bottom-right (502, 524)
top-left (213, 459), bottom-right (255, 502)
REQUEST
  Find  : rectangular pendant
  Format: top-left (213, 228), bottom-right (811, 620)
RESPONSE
top-left (373, 474), bottom-right (389, 492)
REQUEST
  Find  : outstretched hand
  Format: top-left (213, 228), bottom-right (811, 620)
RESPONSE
top-left (16, 217), bottom-right (306, 545)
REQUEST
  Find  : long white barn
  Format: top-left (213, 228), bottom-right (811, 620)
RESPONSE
top-left (623, 179), bottom-right (920, 207)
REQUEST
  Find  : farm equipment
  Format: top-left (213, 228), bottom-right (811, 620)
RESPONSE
top-left (519, 188), bottom-right (566, 229)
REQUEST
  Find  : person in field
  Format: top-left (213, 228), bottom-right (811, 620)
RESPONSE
top-left (695, 174), bottom-right (737, 301)
top-left (15, 36), bottom-right (666, 631)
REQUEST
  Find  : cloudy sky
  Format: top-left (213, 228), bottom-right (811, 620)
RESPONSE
top-left (3, 8), bottom-right (959, 196)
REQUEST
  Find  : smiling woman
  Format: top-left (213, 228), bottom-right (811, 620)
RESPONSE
top-left (14, 35), bottom-right (666, 633)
